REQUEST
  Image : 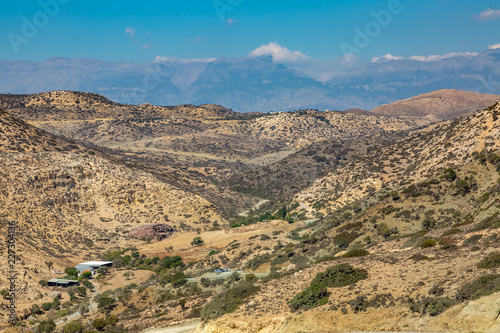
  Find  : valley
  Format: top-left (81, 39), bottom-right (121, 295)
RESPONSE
top-left (1, 90), bottom-right (500, 332)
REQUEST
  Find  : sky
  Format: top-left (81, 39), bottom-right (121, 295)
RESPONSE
top-left (1, 0), bottom-right (499, 70)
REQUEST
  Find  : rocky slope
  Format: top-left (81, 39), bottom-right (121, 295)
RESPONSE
top-left (371, 89), bottom-right (500, 119)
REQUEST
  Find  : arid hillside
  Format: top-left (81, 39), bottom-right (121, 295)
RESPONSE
top-left (0, 91), bottom-right (440, 215)
top-left (371, 89), bottom-right (500, 119)
top-left (0, 107), bottom-right (225, 301)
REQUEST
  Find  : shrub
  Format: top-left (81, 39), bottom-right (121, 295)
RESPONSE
top-left (245, 253), bottom-right (271, 271)
top-left (443, 168), bottom-right (457, 181)
top-left (160, 272), bottom-right (186, 288)
top-left (455, 274), bottom-right (500, 302)
top-left (288, 263), bottom-right (367, 312)
top-left (201, 283), bottom-right (259, 320)
top-left (441, 228), bottom-right (461, 236)
top-left (288, 282), bottom-right (330, 312)
top-left (191, 236), bottom-right (205, 246)
top-left (477, 252), bottom-right (500, 269)
top-left (312, 263), bottom-right (368, 288)
top-left (470, 214), bottom-right (500, 231)
top-left (37, 320), bottom-right (56, 333)
top-left (422, 218), bottom-right (436, 231)
top-left (200, 277), bottom-right (211, 288)
top-left (162, 255), bottom-right (184, 269)
top-left (420, 239), bottom-right (437, 248)
top-left (377, 223), bottom-right (392, 238)
top-left (342, 249), bottom-right (369, 258)
top-left (271, 254), bottom-right (289, 266)
top-left (92, 318), bottom-right (107, 330)
top-left (425, 297), bottom-right (455, 316)
top-left (463, 234), bottom-right (483, 246)
top-left (63, 322), bottom-right (85, 333)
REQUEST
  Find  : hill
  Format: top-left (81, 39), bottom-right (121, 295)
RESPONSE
top-left (3, 98), bottom-right (500, 332)
top-left (371, 89), bottom-right (500, 119)
top-left (0, 91), bottom-right (438, 215)
top-left (0, 107), bottom-right (226, 300)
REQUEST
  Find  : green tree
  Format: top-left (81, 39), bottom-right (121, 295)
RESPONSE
top-left (78, 303), bottom-right (90, 317)
top-left (92, 318), bottom-right (107, 330)
top-left (31, 303), bottom-right (42, 315)
top-left (96, 266), bottom-right (108, 275)
top-left (94, 294), bottom-right (117, 313)
top-left (377, 223), bottom-right (392, 238)
top-left (191, 236), bottom-right (205, 247)
top-left (64, 267), bottom-right (78, 278)
top-left (37, 320), bottom-right (56, 333)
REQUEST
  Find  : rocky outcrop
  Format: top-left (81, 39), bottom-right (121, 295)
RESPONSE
top-left (130, 224), bottom-right (174, 241)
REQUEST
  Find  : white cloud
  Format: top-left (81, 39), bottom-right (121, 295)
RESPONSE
top-left (372, 54), bottom-right (403, 63)
top-left (125, 27), bottom-right (136, 37)
top-left (249, 42), bottom-right (360, 81)
top-left (489, 43), bottom-right (500, 50)
top-left (474, 8), bottom-right (500, 21)
top-left (370, 51), bottom-right (480, 64)
top-left (409, 52), bottom-right (478, 62)
top-left (153, 56), bottom-right (216, 64)
top-left (249, 42), bottom-right (310, 63)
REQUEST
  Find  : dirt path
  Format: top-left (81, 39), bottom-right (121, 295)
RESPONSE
top-left (142, 320), bottom-right (201, 333)
top-left (238, 199), bottom-right (270, 217)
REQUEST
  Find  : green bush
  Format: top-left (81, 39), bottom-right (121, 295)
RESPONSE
top-left (470, 214), bottom-right (500, 232)
top-left (288, 282), bottom-right (330, 312)
top-left (342, 249), bottom-right (369, 258)
top-left (160, 272), bottom-right (186, 288)
top-left (463, 234), bottom-right (483, 246)
top-left (288, 263), bottom-right (367, 312)
top-left (63, 322), bottom-right (84, 333)
top-left (422, 217), bottom-right (436, 231)
top-left (92, 318), bottom-right (107, 330)
top-left (425, 297), bottom-right (455, 316)
top-left (37, 320), bottom-right (56, 333)
top-left (245, 254), bottom-right (272, 271)
top-left (477, 252), bottom-right (500, 269)
top-left (201, 283), bottom-right (259, 320)
top-left (312, 263), bottom-right (368, 288)
top-left (441, 228), bottom-right (462, 236)
top-left (456, 274), bottom-right (500, 302)
top-left (420, 239), bottom-right (437, 248)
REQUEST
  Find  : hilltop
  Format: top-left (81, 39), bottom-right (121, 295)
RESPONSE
top-left (371, 89), bottom-right (500, 119)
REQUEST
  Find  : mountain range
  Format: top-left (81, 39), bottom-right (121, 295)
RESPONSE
top-left (1, 48), bottom-right (499, 112)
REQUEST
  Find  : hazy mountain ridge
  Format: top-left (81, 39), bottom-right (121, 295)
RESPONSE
top-left (1, 48), bottom-right (499, 112)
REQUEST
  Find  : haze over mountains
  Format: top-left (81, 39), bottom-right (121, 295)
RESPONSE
top-left (1, 48), bottom-right (499, 112)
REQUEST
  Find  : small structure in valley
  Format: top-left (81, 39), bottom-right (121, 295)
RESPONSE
top-left (47, 278), bottom-right (79, 288)
top-left (75, 261), bottom-right (113, 274)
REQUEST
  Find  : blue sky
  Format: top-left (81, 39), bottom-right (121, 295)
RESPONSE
top-left (1, 0), bottom-right (499, 67)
